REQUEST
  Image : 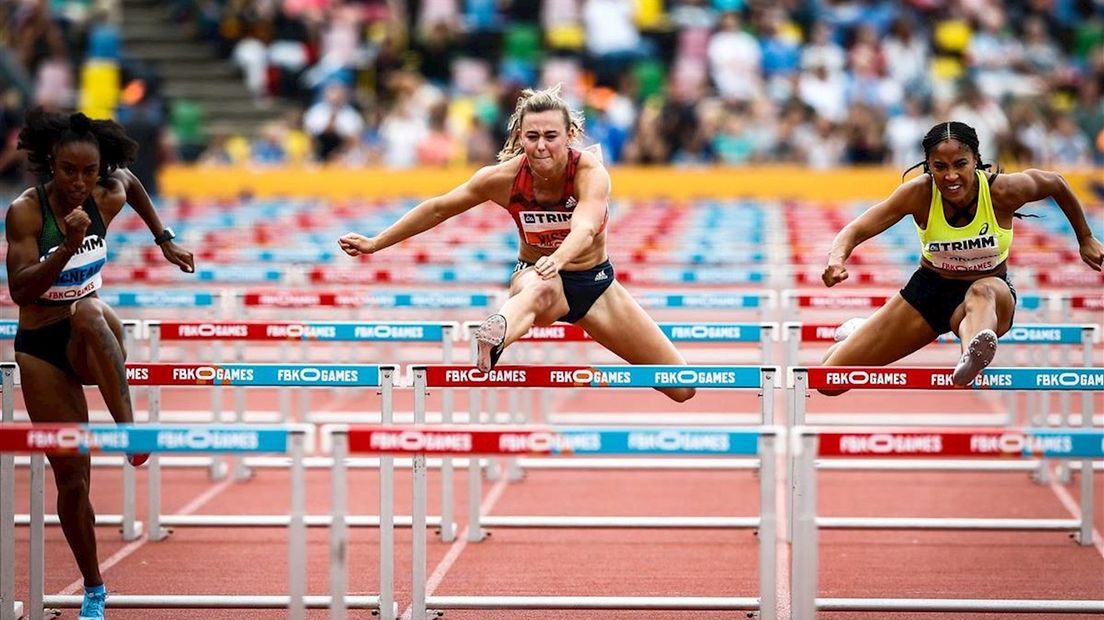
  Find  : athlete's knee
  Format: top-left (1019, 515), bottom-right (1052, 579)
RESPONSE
top-left (964, 280), bottom-right (1000, 305)
top-left (816, 388), bottom-right (849, 397)
top-left (51, 460), bottom-right (91, 500)
top-left (520, 277), bottom-right (563, 310)
top-left (70, 300), bottom-right (124, 354)
top-left (69, 299), bottom-right (109, 333)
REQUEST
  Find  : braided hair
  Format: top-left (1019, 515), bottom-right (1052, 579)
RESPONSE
top-left (903, 121), bottom-right (1032, 219)
top-left (497, 84), bottom-right (586, 162)
top-left (17, 107), bottom-right (138, 182)
top-left (902, 121), bottom-right (992, 180)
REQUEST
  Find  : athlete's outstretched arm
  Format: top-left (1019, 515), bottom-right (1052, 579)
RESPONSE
top-left (823, 179), bottom-right (923, 287)
top-left (534, 153), bottom-right (610, 279)
top-left (339, 165), bottom-right (498, 257)
top-left (115, 169), bottom-right (195, 273)
top-left (5, 196), bottom-right (87, 305)
top-left (999, 169), bottom-right (1102, 271)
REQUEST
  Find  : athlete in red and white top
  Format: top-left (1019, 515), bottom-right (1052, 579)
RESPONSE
top-left (339, 85), bottom-right (694, 402)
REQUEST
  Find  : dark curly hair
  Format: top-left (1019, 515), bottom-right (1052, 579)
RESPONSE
top-left (17, 107), bottom-right (138, 182)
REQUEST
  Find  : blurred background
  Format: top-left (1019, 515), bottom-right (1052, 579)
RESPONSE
top-left (0, 0), bottom-right (1101, 326)
top-left (1, 0), bottom-right (1102, 192)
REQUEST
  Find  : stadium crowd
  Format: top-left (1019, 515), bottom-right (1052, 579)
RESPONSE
top-left (1, 0), bottom-right (1102, 181)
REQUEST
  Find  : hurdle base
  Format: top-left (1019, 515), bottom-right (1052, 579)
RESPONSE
top-left (120, 521), bottom-right (143, 541)
top-left (425, 595), bottom-right (760, 610)
top-left (41, 594), bottom-right (381, 609)
top-left (816, 598), bottom-right (1104, 613)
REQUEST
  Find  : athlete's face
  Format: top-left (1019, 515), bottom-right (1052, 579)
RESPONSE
top-left (52, 141), bottom-right (100, 209)
top-left (927, 139), bottom-right (977, 203)
top-left (519, 110), bottom-right (571, 179)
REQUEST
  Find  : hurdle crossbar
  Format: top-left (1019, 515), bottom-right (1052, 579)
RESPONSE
top-left (791, 425), bottom-right (1104, 617)
top-left (347, 418), bottom-right (781, 620)
top-left (789, 367), bottom-right (1100, 538)
top-left (146, 321), bottom-right (459, 541)
top-left (121, 362), bottom-right (394, 542)
top-left (418, 364), bottom-right (776, 533)
top-left (0, 423), bottom-right (367, 619)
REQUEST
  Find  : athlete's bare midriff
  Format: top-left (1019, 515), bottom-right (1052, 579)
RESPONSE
top-left (920, 257), bottom-right (1009, 281)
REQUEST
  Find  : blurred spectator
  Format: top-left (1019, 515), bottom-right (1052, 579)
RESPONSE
top-left (1072, 79), bottom-right (1104, 164)
top-left (881, 16), bottom-right (929, 96)
top-left (0, 88), bottom-right (26, 186)
top-left (303, 81), bottom-right (364, 162)
top-left (415, 100), bottom-right (462, 167)
top-left (379, 94), bottom-right (428, 168)
top-left (583, 0), bottom-right (649, 88)
top-left (757, 7), bottom-right (802, 101)
top-left (1045, 113), bottom-right (1092, 166)
top-left (885, 95), bottom-right (932, 168)
top-left (708, 11), bottom-right (762, 102)
top-left (948, 81), bottom-right (1010, 163)
top-left (118, 79), bottom-right (167, 195)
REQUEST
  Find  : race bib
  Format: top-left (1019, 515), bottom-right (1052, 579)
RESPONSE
top-left (519, 211), bottom-right (572, 249)
top-left (925, 233), bottom-right (1000, 271)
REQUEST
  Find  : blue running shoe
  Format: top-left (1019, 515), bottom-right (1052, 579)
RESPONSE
top-left (79, 585), bottom-right (106, 620)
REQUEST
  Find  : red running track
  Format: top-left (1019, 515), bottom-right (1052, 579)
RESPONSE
top-left (7, 381), bottom-right (1104, 619)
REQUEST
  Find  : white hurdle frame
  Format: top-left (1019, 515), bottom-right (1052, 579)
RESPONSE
top-left (785, 323), bottom-right (1098, 428)
top-left (789, 367), bottom-right (1100, 538)
top-left (405, 364), bottom-right (779, 618)
top-left (3, 423), bottom-right (383, 618)
top-left (791, 425), bottom-right (1104, 617)
top-left (1, 364), bottom-right (23, 620)
top-left (136, 363), bottom-right (403, 542)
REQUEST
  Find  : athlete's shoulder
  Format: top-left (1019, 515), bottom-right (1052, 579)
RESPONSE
top-left (894, 173), bottom-right (932, 203)
top-left (5, 188), bottom-right (42, 234)
top-left (470, 157), bottom-right (523, 189)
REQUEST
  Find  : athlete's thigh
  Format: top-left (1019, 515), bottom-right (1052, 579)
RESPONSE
top-left (67, 298), bottom-right (127, 381)
top-left (823, 294), bottom-right (939, 367)
top-left (948, 276), bottom-right (1016, 337)
top-left (15, 352), bottom-right (90, 423)
top-left (578, 282), bottom-right (686, 365)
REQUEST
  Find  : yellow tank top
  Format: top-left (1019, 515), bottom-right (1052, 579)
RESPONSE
top-left (917, 170), bottom-right (1012, 272)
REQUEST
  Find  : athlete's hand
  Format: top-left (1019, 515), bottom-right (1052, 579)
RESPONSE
top-left (534, 255), bottom-right (561, 280)
top-left (160, 241), bottom-right (195, 273)
top-left (62, 207), bottom-right (91, 253)
top-left (822, 262), bottom-right (848, 287)
top-left (338, 233), bottom-right (377, 257)
top-left (1079, 236), bottom-right (1104, 272)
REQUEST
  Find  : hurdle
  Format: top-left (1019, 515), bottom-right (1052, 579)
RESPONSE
top-left (791, 425), bottom-right (1104, 617)
top-left (116, 362), bottom-right (420, 541)
top-left (785, 323), bottom-right (1099, 428)
top-left (0, 422), bottom-right (383, 619)
top-left (5, 323), bottom-right (146, 541)
top-left (346, 422), bottom-right (780, 619)
top-left (790, 367), bottom-right (1101, 535)
top-left (415, 364), bottom-right (776, 545)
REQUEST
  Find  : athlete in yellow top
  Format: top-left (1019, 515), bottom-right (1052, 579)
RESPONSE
top-left (821, 121), bottom-right (1103, 390)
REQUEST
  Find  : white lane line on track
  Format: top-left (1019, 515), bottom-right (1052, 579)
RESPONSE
top-left (57, 464), bottom-right (238, 595)
top-left (399, 476), bottom-right (510, 620)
